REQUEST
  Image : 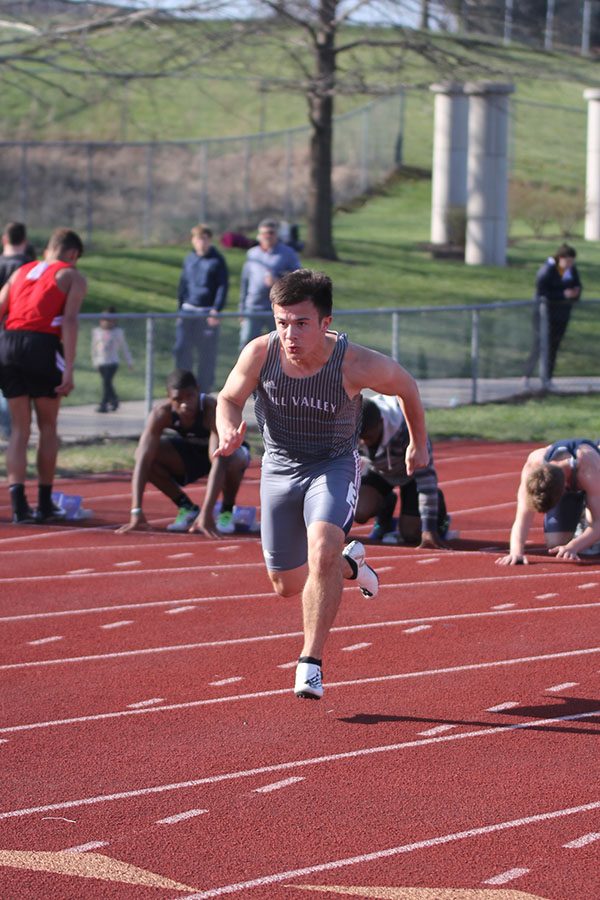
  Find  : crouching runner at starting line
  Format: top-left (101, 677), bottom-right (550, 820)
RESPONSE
top-left (117, 369), bottom-right (250, 537)
top-left (496, 437), bottom-right (600, 565)
top-left (213, 268), bottom-right (429, 701)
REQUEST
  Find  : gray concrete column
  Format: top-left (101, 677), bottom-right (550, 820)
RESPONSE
top-left (464, 82), bottom-right (514, 267)
top-left (584, 88), bottom-right (600, 241)
top-left (429, 82), bottom-right (468, 246)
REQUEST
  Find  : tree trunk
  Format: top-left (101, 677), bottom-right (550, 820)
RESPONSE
top-left (305, 0), bottom-right (337, 260)
top-left (420, 0), bottom-right (430, 30)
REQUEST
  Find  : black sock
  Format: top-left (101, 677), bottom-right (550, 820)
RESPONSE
top-left (221, 502), bottom-right (234, 513)
top-left (345, 555), bottom-right (358, 580)
top-left (174, 492), bottom-right (194, 510)
top-left (298, 655), bottom-right (322, 668)
top-left (38, 484), bottom-right (53, 510)
top-left (9, 483), bottom-right (27, 515)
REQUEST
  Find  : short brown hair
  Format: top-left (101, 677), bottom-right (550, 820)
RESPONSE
top-left (526, 463), bottom-right (565, 513)
top-left (191, 224), bottom-right (212, 239)
top-left (47, 228), bottom-right (84, 258)
top-left (270, 269), bottom-right (332, 319)
top-left (4, 221), bottom-right (26, 245)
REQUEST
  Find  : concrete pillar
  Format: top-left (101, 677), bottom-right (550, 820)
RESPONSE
top-left (464, 82), bottom-right (514, 267)
top-left (429, 82), bottom-right (469, 246)
top-left (584, 88), bottom-right (600, 241)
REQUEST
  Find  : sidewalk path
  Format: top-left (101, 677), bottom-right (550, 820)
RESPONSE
top-left (14, 375), bottom-right (600, 443)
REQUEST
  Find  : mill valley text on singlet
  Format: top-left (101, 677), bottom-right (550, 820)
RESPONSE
top-left (254, 331), bottom-right (362, 464)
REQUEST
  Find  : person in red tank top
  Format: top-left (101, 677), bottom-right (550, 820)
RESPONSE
top-left (0, 228), bottom-right (87, 523)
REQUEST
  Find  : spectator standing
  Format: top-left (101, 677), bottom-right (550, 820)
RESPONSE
top-left (0, 228), bottom-right (87, 523)
top-left (174, 224), bottom-right (228, 393)
top-left (239, 218), bottom-right (301, 348)
top-left (524, 243), bottom-right (582, 389)
top-left (91, 306), bottom-right (133, 413)
top-left (0, 222), bottom-right (35, 438)
top-left (0, 222), bottom-right (34, 289)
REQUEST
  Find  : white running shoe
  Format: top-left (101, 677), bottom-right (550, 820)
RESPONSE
top-left (294, 661), bottom-right (323, 700)
top-left (343, 540), bottom-right (379, 598)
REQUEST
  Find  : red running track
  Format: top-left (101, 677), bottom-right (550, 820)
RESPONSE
top-left (0, 441), bottom-right (598, 900)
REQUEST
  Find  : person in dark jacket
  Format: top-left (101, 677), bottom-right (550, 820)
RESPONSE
top-left (524, 243), bottom-right (582, 388)
top-left (173, 224), bottom-right (228, 393)
top-left (0, 222), bottom-right (34, 289)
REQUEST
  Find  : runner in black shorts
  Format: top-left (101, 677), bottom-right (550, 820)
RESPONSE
top-left (0, 227), bottom-right (87, 524)
top-left (117, 369), bottom-right (250, 536)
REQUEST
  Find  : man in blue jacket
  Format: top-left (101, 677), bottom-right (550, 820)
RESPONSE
top-left (238, 218), bottom-right (300, 348)
top-left (174, 224), bottom-right (228, 393)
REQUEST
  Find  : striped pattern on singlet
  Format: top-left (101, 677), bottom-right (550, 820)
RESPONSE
top-left (254, 330), bottom-right (362, 463)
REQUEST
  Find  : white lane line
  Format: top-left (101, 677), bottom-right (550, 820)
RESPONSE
top-left (0, 739), bottom-right (9, 745)
top-left (254, 777), bottom-right (304, 794)
top-left (563, 832), bottom-right (600, 848)
top-left (127, 698), bottom-right (164, 709)
top-left (403, 625), bottom-right (431, 634)
top-left (2, 661), bottom-right (599, 740)
top-left (546, 682), bottom-right (579, 692)
top-left (486, 701), bottom-right (520, 712)
top-left (492, 603), bottom-right (515, 610)
top-left (578, 582), bottom-right (598, 590)
top-left (536, 593), bottom-right (558, 599)
top-left (156, 809), bottom-right (208, 825)
top-left (165, 606), bottom-right (196, 615)
top-left (67, 568), bottom-right (95, 575)
top-left (217, 546), bottom-right (240, 553)
top-left (277, 661), bottom-right (297, 670)
top-left (341, 643), bottom-right (371, 652)
top-left (417, 724), bottom-right (456, 736)
top-left (173, 800), bottom-right (600, 900)
top-left (416, 558), bottom-right (439, 565)
top-left (167, 553), bottom-right (194, 560)
top-left (209, 677), bottom-right (243, 686)
top-left (100, 621), bottom-right (133, 630)
top-left (2, 562), bottom-right (598, 588)
top-left (483, 867), bottom-right (529, 885)
top-left (63, 841), bottom-right (108, 853)
top-left (27, 636), bottom-right (63, 646)
top-left (3, 618), bottom-right (600, 674)
top-left (0, 711), bottom-right (598, 823)
top-left (3, 591), bottom-right (599, 627)
top-left (113, 560), bottom-right (142, 568)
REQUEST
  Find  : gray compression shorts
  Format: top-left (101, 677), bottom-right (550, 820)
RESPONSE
top-left (260, 452), bottom-right (361, 572)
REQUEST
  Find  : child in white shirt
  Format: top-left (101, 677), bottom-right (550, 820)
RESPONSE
top-left (91, 306), bottom-right (133, 412)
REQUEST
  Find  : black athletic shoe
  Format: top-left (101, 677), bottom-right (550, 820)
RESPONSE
top-left (34, 503), bottom-right (67, 523)
top-left (12, 506), bottom-right (37, 524)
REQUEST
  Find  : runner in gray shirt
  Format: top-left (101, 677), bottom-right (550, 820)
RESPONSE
top-left (215, 269), bottom-right (429, 699)
top-left (214, 268), bottom-right (429, 701)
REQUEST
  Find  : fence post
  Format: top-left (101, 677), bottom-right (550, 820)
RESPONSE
top-left (85, 144), bottom-right (94, 246)
top-left (470, 308), bottom-right (480, 403)
top-left (392, 311), bottom-right (400, 362)
top-left (143, 145), bottom-right (154, 246)
top-left (539, 297), bottom-right (550, 389)
top-left (145, 316), bottom-right (155, 416)
top-left (19, 145), bottom-right (29, 221)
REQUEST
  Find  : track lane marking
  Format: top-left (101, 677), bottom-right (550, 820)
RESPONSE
top-left (169, 799), bottom-right (600, 899)
top-left (127, 698), bottom-right (164, 709)
top-left (63, 841), bottom-right (108, 853)
top-left (156, 809), bottom-right (208, 825)
top-left (100, 621), bottom-right (133, 630)
top-left (563, 832), bottom-right (600, 848)
top-left (486, 702), bottom-right (519, 712)
top-left (2, 588), bottom-right (599, 626)
top-left (1, 648), bottom-right (599, 735)
top-left (254, 778), bottom-right (304, 794)
top-left (546, 682), bottom-right (579, 692)
top-left (27, 636), bottom-right (63, 646)
top-left (3, 606), bottom-right (599, 671)
top-left (483, 868), bottom-right (529, 885)
top-left (417, 724), bottom-right (456, 736)
top-left (1, 710), bottom-right (598, 822)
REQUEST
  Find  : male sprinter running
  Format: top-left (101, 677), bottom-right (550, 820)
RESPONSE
top-left (213, 269), bottom-right (429, 700)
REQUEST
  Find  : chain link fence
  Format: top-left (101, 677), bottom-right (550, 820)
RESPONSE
top-left (0, 94), bottom-right (404, 247)
top-left (66, 298), bottom-right (600, 412)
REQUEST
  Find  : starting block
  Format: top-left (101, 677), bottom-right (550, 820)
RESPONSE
top-left (214, 502), bottom-right (260, 533)
top-left (51, 492), bottom-right (93, 521)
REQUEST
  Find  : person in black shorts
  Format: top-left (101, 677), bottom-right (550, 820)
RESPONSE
top-left (0, 227), bottom-right (87, 524)
top-left (117, 369), bottom-right (250, 536)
